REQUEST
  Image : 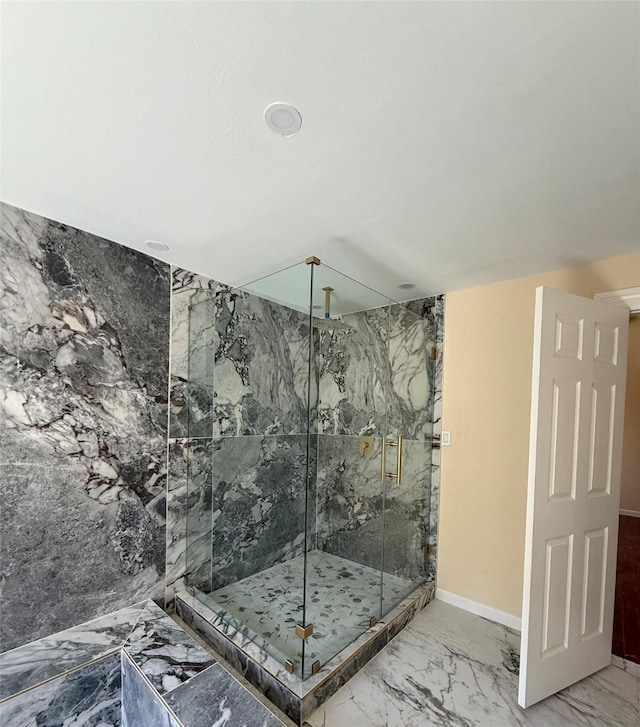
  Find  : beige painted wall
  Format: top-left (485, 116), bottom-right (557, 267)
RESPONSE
top-left (438, 251), bottom-right (640, 617)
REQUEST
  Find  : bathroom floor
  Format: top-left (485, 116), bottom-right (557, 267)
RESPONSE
top-left (304, 599), bottom-right (640, 727)
top-left (202, 550), bottom-right (416, 672)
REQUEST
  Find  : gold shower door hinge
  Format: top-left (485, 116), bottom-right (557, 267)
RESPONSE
top-left (424, 544), bottom-right (432, 557)
top-left (431, 346), bottom-right (439, 360)
top-left (295, 623), bottom-right (314, 639)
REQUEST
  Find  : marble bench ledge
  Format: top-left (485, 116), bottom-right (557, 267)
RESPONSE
top-left (2, 597), bottom-right (289, 727)
top-left (123, 599), bottom-right (216, 694)
top-left (0, 600), bottom-right (148, 700)
top-left (123, 649), bottom-right (288, 727)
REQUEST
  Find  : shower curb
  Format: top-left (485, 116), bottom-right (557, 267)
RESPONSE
top-left (175, 580), bottom-right (436, 725)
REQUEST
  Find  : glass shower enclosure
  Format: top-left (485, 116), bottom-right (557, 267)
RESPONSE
top-left (185, 258), bottom-right (436, 678)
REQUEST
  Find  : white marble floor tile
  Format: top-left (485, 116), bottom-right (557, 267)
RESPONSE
top-left (304, 600), bottom-right (640, 727)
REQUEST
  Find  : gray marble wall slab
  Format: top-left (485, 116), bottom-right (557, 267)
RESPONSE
top-left (213, 289), bottom-right (310, 438)
top-left (315, 435), bottom-right (384, 572)
top-left (169, 269), bottom-right (224, 440)
top-left (315, 300), bottom-right (440, 440)
top-left (316, 307), bottom-right (389, 436)
top-left (210, 434), bottom-right (308, 590)
top-left (315, 436), bottom-right (431, 584)
top-left (166, 269), bottom-right (220, 602)
top-left (0, 652), bottom-right (122, 727)
top-left (0, 203), bottom-right (170, 652)
top-left (404, 294), bottom-right (445, 578)
top-left (168, 432), bottom-right (310, 598)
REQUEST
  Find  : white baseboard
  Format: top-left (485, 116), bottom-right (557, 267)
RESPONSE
top-left (436, 589), bottom-right (522, 632)
top-left (620, 509), bottom-right (640, 518)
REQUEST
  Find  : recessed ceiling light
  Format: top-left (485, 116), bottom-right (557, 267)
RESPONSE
top-left (264, 102), bottom-right (302, 136)
top-left (398, 282), bottom-right (415, 290)
top-left (145, 240), bottom-right (170, 252)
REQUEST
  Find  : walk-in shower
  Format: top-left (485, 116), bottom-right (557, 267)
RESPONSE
top-left (175, 257), bottom-right (442, 722)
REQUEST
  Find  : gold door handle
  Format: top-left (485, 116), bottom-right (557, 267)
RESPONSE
top-left (381, 436), bottom-right (403, 485)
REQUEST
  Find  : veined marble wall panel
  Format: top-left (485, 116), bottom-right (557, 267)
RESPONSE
top-left (404, 295), bottom-right (444, 432)
top-left (387, 304), bottom-right (432, 440)
top-left (210, 434), bottom-right (307, 590)
top-left (315, 435), bottom-right (384, 573)
top-left (315, 301), bottom-right (439, 440)
top-left (0, 203), bottom-right (170, 652)
top-left (167, 268), bottom-right (219, 602)
top-left (316, 307), bottom-right (390, 436)
top-left (315, 436), bottom-right (431, 583)
top-left (315, 295), bottom-right (444, 585)
top-left (213, 289), bottom-right (310, 438)
top-left (169, 269), bottom-right (224, 439)
top-left (404, 294), bottom-right (445, 579)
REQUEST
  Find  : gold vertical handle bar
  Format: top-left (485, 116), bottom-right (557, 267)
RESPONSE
top-left (383, 437), bottom-right (403, 485)
top-left (381, 436), bottom-right (386, 482)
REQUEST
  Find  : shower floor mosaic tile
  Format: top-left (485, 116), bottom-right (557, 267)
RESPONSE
top-left (202, 550), bottom-right (417, 669)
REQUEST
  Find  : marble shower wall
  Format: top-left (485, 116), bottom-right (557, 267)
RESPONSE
top-left (315, 297), bottom-right (444, 584)
top-left (166, 274), bottom-right (313, 599)
top-left (0, 203), bottom-right (170, 652)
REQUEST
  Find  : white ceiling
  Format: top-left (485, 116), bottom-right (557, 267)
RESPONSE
top-left (2, 1), bottom-right (639, 299)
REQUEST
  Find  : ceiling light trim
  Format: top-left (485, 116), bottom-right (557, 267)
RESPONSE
top-left (264, 102), bottom-right (303, 136)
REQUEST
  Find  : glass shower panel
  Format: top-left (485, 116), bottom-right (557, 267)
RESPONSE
top-left (204, 263), bottom-right (312, 676)
top-left (381, 303), bottom-right (435, 615)
top-left (306, 264), bottom-right (392, 677)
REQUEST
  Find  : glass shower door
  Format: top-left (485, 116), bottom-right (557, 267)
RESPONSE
top-left (303, 264), bottom-right (392, 677)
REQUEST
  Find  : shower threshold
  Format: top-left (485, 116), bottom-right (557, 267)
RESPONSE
top-left (175, 553), bottom-right (435, 724)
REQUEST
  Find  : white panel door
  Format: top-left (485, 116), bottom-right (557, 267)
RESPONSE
top-left (518, 286), bottom-right (629, 709)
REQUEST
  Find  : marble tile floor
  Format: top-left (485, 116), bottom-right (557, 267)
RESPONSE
top-left (202, 549), bottom-right (416, 670)
top-left (303, 599), bottom-right (640, 727)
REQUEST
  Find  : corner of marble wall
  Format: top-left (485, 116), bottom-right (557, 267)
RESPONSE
top-left (403, 293), bottom-right (445, 579)
top-left (1, 202), bottom-right (170, 651)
